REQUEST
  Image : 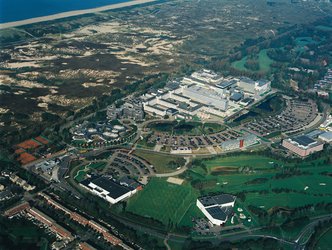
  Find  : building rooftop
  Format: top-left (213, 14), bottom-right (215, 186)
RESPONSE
top-left (81, 176), bottom-right (134, 199)
top-left (319, 131), bottom-right (332, 141)
top-left (256, 79), bottom-right (270, 86)
top-left (216, 79), bottom-right (237, 89)
top-left (198, 194), bottom-right (236, 207)
top-left (206, 205), bottom-right (233, 221)
top-left (292, 135), bottom-right (316, 147)
top-left (230, 92), bottom-right (243, 102)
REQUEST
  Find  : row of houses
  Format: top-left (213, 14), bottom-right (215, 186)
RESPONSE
top-left (40, 193), bottom-right (123, 246)
top-left (3, 202), bottom-right (73, 243)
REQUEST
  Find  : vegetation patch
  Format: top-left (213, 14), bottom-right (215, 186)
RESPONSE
top-left (126, 178), bottom-right (199, 226)
top-left (134, 150), bottom-right (186, 173)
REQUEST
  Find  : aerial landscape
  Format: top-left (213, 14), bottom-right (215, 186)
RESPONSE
top-left (0, 0), bottom-right (332, 249)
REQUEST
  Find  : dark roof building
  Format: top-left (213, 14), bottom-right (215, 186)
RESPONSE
top-left (230, 92), bottom-right (244, 102)
top-left (80, 176), bottom-right (137, 204)
top-left (197, 194), bottom-right (236, 226)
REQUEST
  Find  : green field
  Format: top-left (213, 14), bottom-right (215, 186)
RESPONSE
top-left (191, 155), bottom-right (332, 208)
top-left (316, 228), bottom-right (332, 249)
top-left (126, 178), bottom-right (200, 226)
top-left (204, 155), bottom-right (278, 170)
top-left (124, 153), bottom-right (332, 239)
top-left (231, 49), bottom-right (274, 73)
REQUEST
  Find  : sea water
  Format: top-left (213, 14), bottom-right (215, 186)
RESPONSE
top-left (0, 0), bottom-right (131, 23)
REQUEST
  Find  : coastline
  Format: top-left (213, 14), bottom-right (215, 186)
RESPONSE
top-left (0, 0), bottom-right (157, 30)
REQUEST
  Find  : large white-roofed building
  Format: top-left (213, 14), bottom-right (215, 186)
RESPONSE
top-left (80, 176), bottom-right (138, 204)
top-left (196, 194), bottom-right (236, 226)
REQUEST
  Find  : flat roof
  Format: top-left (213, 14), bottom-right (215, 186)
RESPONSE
top-left (320, 131), bottom-right (332, 140)
top-left (82, 176), bottom-right (134, 199)
top-left (292, 135), bottom-right (316, 147)
top-left (230, 92), bottom-right (243, 101)
top-left (198, 194), bottom-right (236, 207)
top-left (206, 205), bottom-right (233, 221)
top-left (216, 79), bottom-right (237, 89)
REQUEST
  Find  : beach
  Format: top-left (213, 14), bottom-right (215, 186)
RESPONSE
top-left (0, 0), bottom-right (157, 29)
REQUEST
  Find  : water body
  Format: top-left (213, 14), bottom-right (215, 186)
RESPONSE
top-left (0, 0), bottom-right (131, 23)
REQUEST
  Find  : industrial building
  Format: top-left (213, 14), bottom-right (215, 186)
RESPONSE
top-left (80, 176), bottom-right (138, 204)
top-left (237, 77), bottom-right (271, 97)
top-left (196, 194), bottom-right (236, 226)
top-left (282, 135), bottom-right (324, 157)
top-left (141, 69), bottom-right (271, 119)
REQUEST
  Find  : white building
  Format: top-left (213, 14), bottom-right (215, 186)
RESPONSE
top-left (181, 85), bottom-right (229, 111)
top-left (196, 194), bottom-right (236, 226)
top-left (237, 77), bottom-right (271, 97)
top-left (170, 147), bottom-right (192, 154)
top-left (318, 131), bottom-right (332, 143)
top-left (221, 134), bottom-right (258, 151)
top-left (80, 176), bottom-right (137, 204)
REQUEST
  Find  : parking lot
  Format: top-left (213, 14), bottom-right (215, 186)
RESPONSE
top-left (147, 129), bottom-right (242, 149)
top-left (103, 150), bottom-right (155, 184)
top-left (242, 98), bottom-right (318, 137)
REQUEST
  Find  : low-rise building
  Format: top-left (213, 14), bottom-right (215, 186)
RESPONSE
top-left (282, 135), bottom-right (324, 157)
top-left (170, 147), bottom-right (192, 154)
top-left (80, 176), bottom-right (137, 204)
top-left (3, 202), bottom-right (30, 217)
top-left (196, 194), bottom-right (236, 226)
top-left (221, 134), bottom-right (258, 151)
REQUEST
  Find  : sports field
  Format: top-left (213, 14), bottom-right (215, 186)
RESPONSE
top-left (126, 178), bottom-right (199, 226)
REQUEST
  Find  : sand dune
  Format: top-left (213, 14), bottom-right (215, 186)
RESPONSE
top-left (0, 0), bottom-right (157, 29)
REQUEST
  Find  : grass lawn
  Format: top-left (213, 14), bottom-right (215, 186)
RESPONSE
top-left (316, 227), bottom-right (332, 249)
top-left (190, 155), bottom-right (332, 231)
top-left (205, 155), bottom-right (279, 171)
top-left (178, 203), bottom-right (204, 228)
top-left (231, 49), bottom-right (274, 73)
top-left (126, 178), bottom-right (199, 226)
top-left (134, 150), bottom-right (185, 174)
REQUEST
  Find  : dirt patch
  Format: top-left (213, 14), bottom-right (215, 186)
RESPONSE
top-left (211, 166), bottom-right (238, 172)
top-left (167, 177), bottom-right (184, 185)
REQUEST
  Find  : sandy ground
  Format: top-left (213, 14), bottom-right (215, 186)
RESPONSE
top-left (0, 0), bottom-right (158, 29)
top-left (167, 177), bottom-right (184, 185)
